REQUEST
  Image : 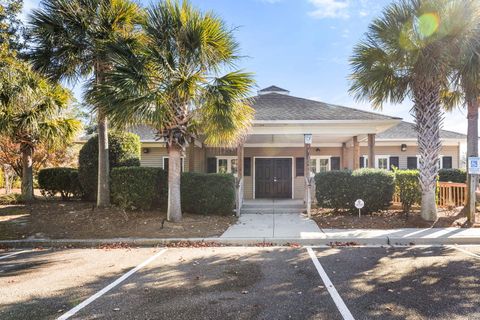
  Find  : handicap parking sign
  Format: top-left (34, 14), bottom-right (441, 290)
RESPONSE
top-left (468, 157), bottom-right (480, 175)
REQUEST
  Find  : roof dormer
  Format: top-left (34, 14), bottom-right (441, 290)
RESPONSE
top-left (258, 85), bottom-right (290, 95)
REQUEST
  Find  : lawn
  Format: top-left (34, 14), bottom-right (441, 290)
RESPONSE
top-left (0, 200), bottom-right (236, 240)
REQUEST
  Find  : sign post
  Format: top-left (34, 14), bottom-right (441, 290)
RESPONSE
top-left (467, 157), bottom-right (479, 224)
top-left (355, 199), bottom-right (364, 218)
top-left (304, 134), bottom-right (313, 218)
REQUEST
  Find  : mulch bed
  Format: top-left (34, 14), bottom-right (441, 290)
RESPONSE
top-left (311, 206), bottom-right (479, 229)
top-left (0, 200), bottom-right (236, 240)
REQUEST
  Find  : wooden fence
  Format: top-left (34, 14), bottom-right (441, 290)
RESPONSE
top-left (392, 182), bottom-right (467, 208)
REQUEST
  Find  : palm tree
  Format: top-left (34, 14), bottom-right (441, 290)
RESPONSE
top-left (89, 0), bottom-right (255, 222)
top-left (350, 0), bottom-right (479, 221)
top-left (0, 50), bottom-right (81, 201)
top-left (28, 0), bottom-right (142, 207)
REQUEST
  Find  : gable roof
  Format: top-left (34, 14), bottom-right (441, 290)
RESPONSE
top-left (377, 121), bottom-right (466, 140)
top-left (250, 91), bottom-right (401, 121)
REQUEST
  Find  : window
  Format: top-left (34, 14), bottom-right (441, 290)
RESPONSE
top-left (163, 157), bottom-right (184, 172)
top-left (296, 158), bottom-right (305, 177)
top-left (244, 158), bottom-right (252, 176)
top-left (216, 156), bottom-right (237, 175)
top-left (377, 157), bottom-right (389, 170)
top-left (441, 156), bottom-right (453, 169)
top-left (310, 157), bottom-right (331, 174)
top-left (364, 155), bottom-right (390, 170)
top-left (407, 157), bottom-right (418, 169)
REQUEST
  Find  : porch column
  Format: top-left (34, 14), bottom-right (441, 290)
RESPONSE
top-left (304, 134), bottom-right (313, 217)
top-left (235, 144), bottom-right (244, 216)
top-left (188, 137), bottom-right (195, 172)
top-left (368, 134), bottom-right (376, 169)
top-left (353, 136), bottom-right (360, 170)
top-left (341, 142), bottom-right (347, 170)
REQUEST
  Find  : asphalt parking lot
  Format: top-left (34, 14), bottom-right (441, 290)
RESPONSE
top-left (0, 245), bottom-right (479, 320)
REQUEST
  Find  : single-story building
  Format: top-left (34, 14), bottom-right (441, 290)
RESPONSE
top-left (133, 85), bottom-right (466, 200)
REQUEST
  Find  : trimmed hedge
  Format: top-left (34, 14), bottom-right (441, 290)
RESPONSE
top-left (438, 168), bottom-right (466, 183)
top-left (110, 168), bottom-right (235, 215)
top-left (38, 167), bottom-right (83, 200)
top-left (315, 169), bottom-right (394, 213)
top-left (79, 132), bottom-right (141, 200)
top-left (394, 169), bottom-right (420, 215)
top-left (181, 173), bottom-right (235, 215)
top-left (111, 167), bottom-right (167, 210)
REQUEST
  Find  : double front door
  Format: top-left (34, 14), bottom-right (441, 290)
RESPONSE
top-left (255, 158), bottom-right (292, 199)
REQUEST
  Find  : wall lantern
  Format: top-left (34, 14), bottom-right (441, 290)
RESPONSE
top-left (401, 144), bottom-right (407, 152)
top-left (304, 134), bottom-right (313, 145)
top-left (143, 147), bottom-right (150, 154)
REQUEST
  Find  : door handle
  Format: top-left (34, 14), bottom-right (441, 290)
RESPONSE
top-left (273, 177), bottom-right (278, 182)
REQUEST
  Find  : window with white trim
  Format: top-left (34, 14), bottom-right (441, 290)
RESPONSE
top-left (376, 156), bottom-right (389, 170)
top-left (163, 157), bottom-right (185, 172)
top-left (216, 156), bottom-right (238, 175)
top-left (440, 155), bottom-right (453, 169)
top-left (310, 156), bottom-right (331, 174)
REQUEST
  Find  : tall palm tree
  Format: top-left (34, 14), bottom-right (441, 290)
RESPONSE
top-left (28, 0), bottom-right (142, 207)
top-left (89, 0), bottom-right (255, 222)
top-left (350, 0), bottom-right (479, 221)
top-left (0, 50), bottom-right (81, 201)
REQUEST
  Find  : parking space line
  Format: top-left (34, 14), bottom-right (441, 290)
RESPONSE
top-left (450, 246), bottom-right (480, 260)
top-left (306, 247), bottom-right (355, 320)
top-left (0, 250), bottom-right (33, 260)
top-left (57, 248), bottom-right (167, 320)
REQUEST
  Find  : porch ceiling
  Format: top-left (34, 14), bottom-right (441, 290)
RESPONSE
top-left (245, 134), bottom-right (355, 145)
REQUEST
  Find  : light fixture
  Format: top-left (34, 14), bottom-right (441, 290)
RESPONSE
top-left (401, 144), bottom-right (407, 152)
top-left (143, 148), bottom-right (150, 154)
top-left (315, 148), bottom-right (321, 152)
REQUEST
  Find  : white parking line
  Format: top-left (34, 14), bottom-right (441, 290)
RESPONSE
top-left (0, 250), bottom-right (33, 260)
top-left (306, 247), bottom-right (355, 320)
top-left (450, 245), bottom-right (480, 260)
top-left (57, 248), bottom-right (167, 320)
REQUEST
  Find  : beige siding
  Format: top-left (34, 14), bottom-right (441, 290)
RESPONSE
top-left (140, 145), bottom-right (204, 171)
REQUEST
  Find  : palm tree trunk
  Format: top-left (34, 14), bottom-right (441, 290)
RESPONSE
top-left (97, 109), bottom-right (110, 207)
top-left (95, 63), bottom-right (110, 208)
top-left (466, 97), bottom-right (478, 221)
top-left (413, 83), bottom-right (442, 221)
top-left (20, 143), bottom-right (34, 202)
top-left (167, 144), bottom-right (182, 222)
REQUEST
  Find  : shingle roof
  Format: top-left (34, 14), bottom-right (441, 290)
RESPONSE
top-left (258, 85), bottom-right (289, 93)
top-left (377, 121), bottom-right (466, 140)
top-left (250, 92), bottom-right (401, 121)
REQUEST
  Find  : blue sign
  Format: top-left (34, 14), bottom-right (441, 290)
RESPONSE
top-left (468, 157), bottom-right (480, 175)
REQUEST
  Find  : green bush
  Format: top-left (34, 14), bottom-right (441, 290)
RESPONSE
top-left (38, 167), bottom-right (83, 200)
top-left (181, 173), bottom-right (235, 215)
top-left (438, 168), bottom-right (466, 183)
top-left (394, 169), bottom-right (421, 215)
top-left (110, 167), bottom-right (167, 210)
top-left (315, 170), bottom-right (353, 211)
top-left (315, 169), bottom-right (394, 213)
top-left (111, 169), bottom-right (234, 215)
top-left (78, 132), bottom-right (141, 200)
top-left (0, 168), bottom-right (4, 188)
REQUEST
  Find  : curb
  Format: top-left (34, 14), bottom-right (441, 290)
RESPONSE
top-left (1, 236), bottom-right (479, 248)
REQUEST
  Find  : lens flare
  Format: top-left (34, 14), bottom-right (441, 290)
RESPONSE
top-left (417, 12), bottom-right (440, 38)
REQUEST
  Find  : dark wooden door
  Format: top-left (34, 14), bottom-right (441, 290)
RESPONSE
top-left (255, 158), bottom-right (292, 198)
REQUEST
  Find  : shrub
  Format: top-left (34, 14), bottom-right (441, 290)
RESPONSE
top-left (315, 169), bottom-right (394, 213)
top-left (394, 169), bottom-right (421, 215)
top-left (0, 193), bottom-right (23, 205)
top-left (181, 173), bottom-right (235, 215)
top-left (110, 167), bottom-right (167, 210)
top-left (78, 132), bottom-right (141, 200)
top-left (38, 167), bottom-right (83, 200)
top-left (438, 168), bottom-right (466, 183)
top-left (315, 170), bottom-right (352, 211)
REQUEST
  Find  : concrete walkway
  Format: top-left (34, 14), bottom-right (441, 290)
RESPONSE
top-left (221, 199), bottom-right (321, 238)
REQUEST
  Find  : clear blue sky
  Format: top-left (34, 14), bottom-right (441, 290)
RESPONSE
top-left (22, 0), bottom-right (468, 134)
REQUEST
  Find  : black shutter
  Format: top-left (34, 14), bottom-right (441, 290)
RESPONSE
top-left (407, 157), bottom-right (418, 169)
top-left (442, 156), bottom-right (453, 169)
top-left (207, 157), bottom-right (217, 173)
top-left (331, 157), bottom-right (341, 170)
top-left (296, 158), bottom-right (305, 176)
top-left (360, 157), bottom-right (365, 168)
top-left (389, 156), bottom-right (399, 170)
top-left (163, 158), bottom-right (169, 172)
top-left (244, 157), bottom-right (251, 176)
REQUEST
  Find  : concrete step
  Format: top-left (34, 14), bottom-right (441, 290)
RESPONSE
top-left (240, 207), bottom-right (305, 214)
top-left (241, 203), bottom-right (305, 209)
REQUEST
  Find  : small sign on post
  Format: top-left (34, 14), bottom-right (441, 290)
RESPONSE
top-left (355, 199), bottom-right (364, 218)
top-left (468, 157), bottom-right (480, 175)
top-left (468, 157), bottom-right (479, 224)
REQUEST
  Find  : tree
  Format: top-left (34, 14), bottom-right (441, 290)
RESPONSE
top-left (349, 0), bottom-right (479, 221)
top-left (0, 51), bottom-right (81, 201)
top-left (90, 0), bottom-right (255, 222)
top-left (0, 0), bottom-right (25, 52)
top-left (28, 0), bottom-right (142, 207)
